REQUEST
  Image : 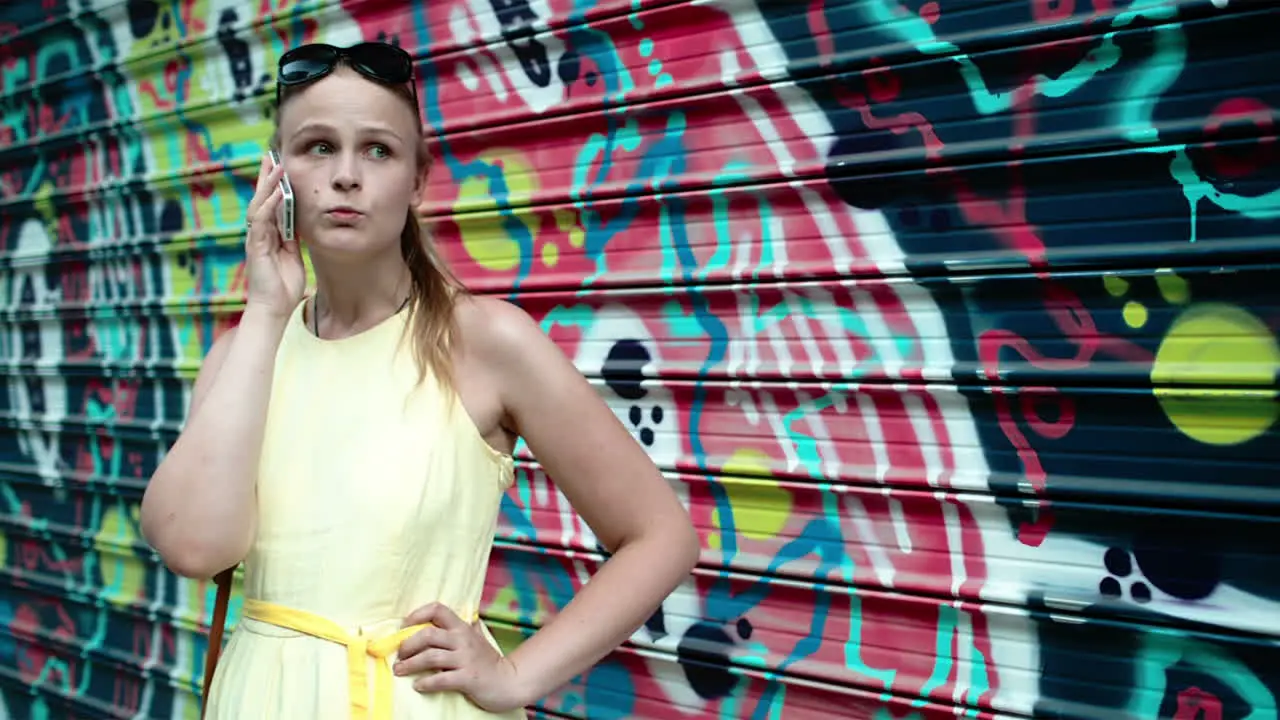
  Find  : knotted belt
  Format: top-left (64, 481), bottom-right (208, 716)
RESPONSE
top-left (242, 599), bottom-right (477, 720)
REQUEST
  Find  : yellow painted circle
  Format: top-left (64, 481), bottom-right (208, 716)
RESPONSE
top-left (1152, 303), bottom-right (1280, 446)
top-left (541, 242), bottom-right (559, 268)
top-left (1123, 301), bottom-right (1148, 329)
top-left (713, 449), bottom-right (790, 541)
top-left (454, 149), bottom-right (537, 271)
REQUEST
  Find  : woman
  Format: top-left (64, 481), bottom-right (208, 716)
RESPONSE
top-left (140, 41), bottom-right (699, 719)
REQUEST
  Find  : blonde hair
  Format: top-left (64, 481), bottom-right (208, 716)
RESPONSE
top-left (272, 62), bottom-right (464, 391)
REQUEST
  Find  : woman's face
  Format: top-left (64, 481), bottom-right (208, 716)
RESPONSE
top-left (276, 66), bottom-right (423, 256)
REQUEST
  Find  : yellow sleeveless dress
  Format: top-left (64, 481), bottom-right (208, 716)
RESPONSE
top-left (203, 298), bottom-right (525, 720)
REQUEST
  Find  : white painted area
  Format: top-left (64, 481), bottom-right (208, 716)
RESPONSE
top-left (845, 494), bottom-right (898, 588)
top-left (573, 304), bottom-right (679, 470)
top-left (464, 0), bottom-right (564, 113)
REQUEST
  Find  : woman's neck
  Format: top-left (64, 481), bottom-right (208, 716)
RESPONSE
top-left (309, 251), bottom-right (412, 338)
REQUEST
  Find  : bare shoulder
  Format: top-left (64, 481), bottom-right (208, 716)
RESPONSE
top-left (453, 294), bottom-right (557, 370)
top-left (452, 293), bottom-right (584, 423)
top-left (452, 296), bottom-right (691, 561)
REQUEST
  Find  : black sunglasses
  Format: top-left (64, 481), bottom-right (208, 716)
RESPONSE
top-left (275, 42), bottom-right (420, 113)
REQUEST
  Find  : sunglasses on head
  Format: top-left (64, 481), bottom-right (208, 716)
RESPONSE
top-left (275, 41), bottom-right (420, 113)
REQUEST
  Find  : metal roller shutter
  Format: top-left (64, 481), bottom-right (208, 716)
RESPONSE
top-left (1, 0), bottom-right (1277, 718)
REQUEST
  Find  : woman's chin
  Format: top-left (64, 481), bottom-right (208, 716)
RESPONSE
top-left (304, 228), bottom-right (394, 257)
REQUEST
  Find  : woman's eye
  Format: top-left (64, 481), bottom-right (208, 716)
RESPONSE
top-left (306, 141), bottom-right (333, 155)
top-left (368, 144), bottom-right (390, 159)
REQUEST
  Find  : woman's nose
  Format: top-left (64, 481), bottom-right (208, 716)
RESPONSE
top-left (330, 154), bottom-right (361, 190)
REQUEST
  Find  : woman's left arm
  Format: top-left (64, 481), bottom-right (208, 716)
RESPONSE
top-left (399, 299), bottom-right (700, 709)
top-left (494, 300), bottom-right (699, 703)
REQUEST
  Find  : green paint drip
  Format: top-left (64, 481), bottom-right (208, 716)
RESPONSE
top-left (967, 644), bottom-right (991, 709)
top-left (1100, 1), bottom-right (1280, 241)
top-left (1169, 148), bottom-right (1280, 241)
top-left (912, 605), bottom-right (958, 707)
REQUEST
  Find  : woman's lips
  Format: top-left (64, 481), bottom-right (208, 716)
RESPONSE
top-left (324, 209), bottom-right (363, 222)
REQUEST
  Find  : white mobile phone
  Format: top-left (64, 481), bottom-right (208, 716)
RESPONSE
top-left (268, 150), bottom-right (295, 243)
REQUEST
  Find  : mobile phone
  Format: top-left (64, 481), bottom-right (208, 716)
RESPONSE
top-left (268, 150), bottom-right (295, 243)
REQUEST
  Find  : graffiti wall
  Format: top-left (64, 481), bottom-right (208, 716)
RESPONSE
top-left (2, 0), bottom-right (1278, 717)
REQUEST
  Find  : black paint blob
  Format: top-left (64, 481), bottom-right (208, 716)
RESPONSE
top-left (602, 339), bottom-right (650, 400)
top-left (677, 622), bottom-right (738, 700)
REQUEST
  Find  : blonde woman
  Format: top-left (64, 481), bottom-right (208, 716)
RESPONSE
top-left (140, 40), bottom-right (698, 719)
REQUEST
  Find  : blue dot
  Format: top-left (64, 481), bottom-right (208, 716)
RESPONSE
top-left (584, 660), bottom-right (635, 720)
top-left (639, 38), bottom-right (654, 57)
top-left (648, 59), bottom-right (662, 76)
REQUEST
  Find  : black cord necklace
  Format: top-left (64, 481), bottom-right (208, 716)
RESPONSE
top-left (311, 294), bottom-right (410, 338)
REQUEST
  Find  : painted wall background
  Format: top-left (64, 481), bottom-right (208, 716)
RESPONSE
top-left (1, 0), bottom-right (1278, 718)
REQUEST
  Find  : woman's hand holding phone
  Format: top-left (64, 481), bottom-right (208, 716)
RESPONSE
top-left (244, 152), bottom-right (306, 320)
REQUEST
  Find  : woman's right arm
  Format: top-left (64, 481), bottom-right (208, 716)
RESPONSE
top-left (140, 306), bottom-right (289, 579)
top-left (141, 153), bottom-right (304, 579)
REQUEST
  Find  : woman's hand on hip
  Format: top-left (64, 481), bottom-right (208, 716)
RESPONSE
top-left (244, 152), bottom-right (305, 319)
top-left (395, 603), bottom-right (526, 713)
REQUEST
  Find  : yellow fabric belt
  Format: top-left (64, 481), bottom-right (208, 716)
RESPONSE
top-left (241, 599), bottom-right (476, 720)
